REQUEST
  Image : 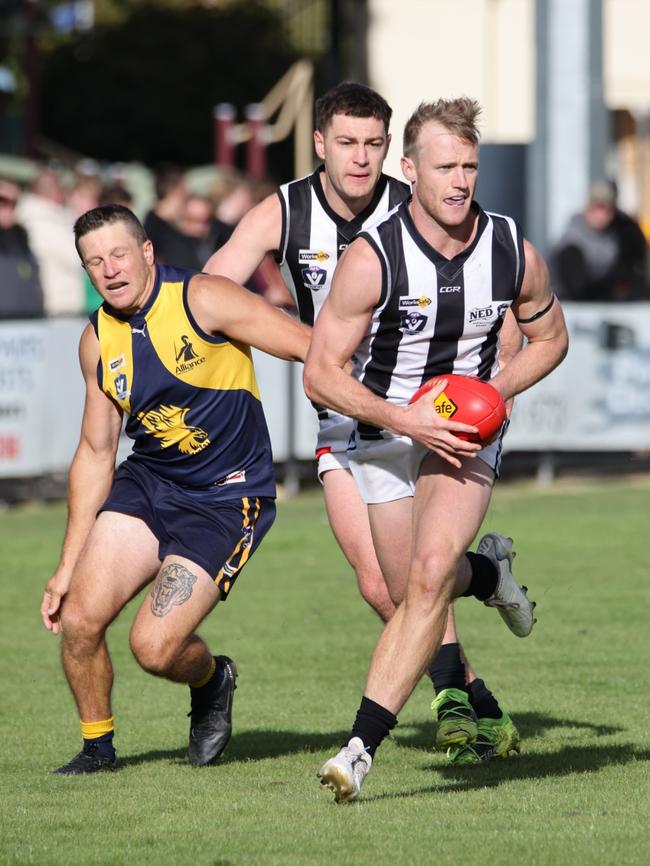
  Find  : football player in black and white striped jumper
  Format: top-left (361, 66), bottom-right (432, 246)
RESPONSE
top-left (306, 96), bottom-right (568, 802)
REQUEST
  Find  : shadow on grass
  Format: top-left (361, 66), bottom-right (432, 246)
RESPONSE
top-left (119, 731), bottom-right (352, 768)
top-left (119, 747), bottom-right (188, 768)
top-left (361, 744), bottom-right (650, 803)
top-left (119, 710), bottom-right (626, 769)
top-left (393, 709), bottom-right (624, 752)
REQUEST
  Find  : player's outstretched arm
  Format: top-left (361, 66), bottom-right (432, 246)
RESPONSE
top-left (304, 239), bottom-right (481, 467)
top-left (490, 240), bottom-right (569, 402)
top-left (40, 324), bottom-right (123, 634)
top-left (202, 194), bottom-right (283, 285)
top-left (188, 273), bottom-right (311, 362)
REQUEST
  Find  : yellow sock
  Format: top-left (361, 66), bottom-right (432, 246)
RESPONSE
top-left (80, 717), bottom-right (114, 740)
top-left (190, 656), bottom-right (216, 689)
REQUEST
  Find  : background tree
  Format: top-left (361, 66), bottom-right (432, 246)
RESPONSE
top-left (40, 2), bottom-right (301, 175)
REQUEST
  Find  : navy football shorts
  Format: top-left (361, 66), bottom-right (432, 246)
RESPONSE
top-left (100, 460), bottom-right (276, 599)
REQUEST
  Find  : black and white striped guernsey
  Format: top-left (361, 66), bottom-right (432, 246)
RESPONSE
top-left (354, 200), bottom-right (525, 434)
top-left (276, 166), bottom-right (410, 327)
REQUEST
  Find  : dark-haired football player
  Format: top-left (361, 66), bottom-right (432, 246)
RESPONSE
top-left (205, 82), bottom-right (532, 778)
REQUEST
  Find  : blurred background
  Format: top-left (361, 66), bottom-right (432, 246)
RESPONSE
top-left (0, 0), bottom-right (648, 499)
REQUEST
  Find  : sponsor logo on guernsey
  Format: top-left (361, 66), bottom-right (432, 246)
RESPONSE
top-left (301, 265), bottom-right (327, 290)
top-left (131, 323), bottom-right (147, 337)
top-left (299, 249), bottom-right (330, 263)
top-left (440, 286), bottom-right (462, 293)
top-left (468, 306), bottom-right (497, 326)
top-left (399, 311), bottom-right (427, 333)
top-left (114, 373), bottom-right (130, 400)
top-left (399, 295), bottom-right (432, 309)
top-left (216, 469), bottom-right (247, 486)
top-left (108, 354), bottom-right (125, 372)
top-left (174, 335), bottom-right (206, 374)
top-left (137, 404), bottom-right (210, 454)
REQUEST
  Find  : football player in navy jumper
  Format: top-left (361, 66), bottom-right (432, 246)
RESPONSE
top-left (40, 205), bottom-right (310, 774)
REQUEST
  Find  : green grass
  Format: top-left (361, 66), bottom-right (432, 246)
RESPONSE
top-left (1, 478), bottom-right (650, 866)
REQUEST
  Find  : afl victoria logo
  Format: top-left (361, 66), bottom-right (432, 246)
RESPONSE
top-left (301, 265), bottom-right (327, 290)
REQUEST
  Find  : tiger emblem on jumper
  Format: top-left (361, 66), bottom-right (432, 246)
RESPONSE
top-left (137, 404), bottom-right (210, 454)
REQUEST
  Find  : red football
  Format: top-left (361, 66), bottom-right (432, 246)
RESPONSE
top-left (408, 374), bottom-right (506, 446)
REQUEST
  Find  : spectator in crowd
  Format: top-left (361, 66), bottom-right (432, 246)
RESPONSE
top-left (143, 164), bottom-right (193, 265)
top-left (142, 167), bottom-right (227, 271)
top-left (208, 171), bottom-right (293, 307)
top-left (0, 177), bottom-right (44, 318)
top-left (178, 193), bottom-right (232, 271)
top-left (211, 168), bottom-right (255, 228)
top-left (551, 180), bottom-right (649, 302)
top-left (68, 173), bottom-right (102, 219)
top-left (0, 66), bottom-right (16, 152)
top-left (16, 166), bottom-right (84, 316)
top-left (67, 168), bottom-right (105, 314)
top-left (98, 181), bottom-right (133, 208)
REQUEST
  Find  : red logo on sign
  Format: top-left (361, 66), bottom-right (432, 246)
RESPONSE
top-left (0, 435), bottom-right (20, 461)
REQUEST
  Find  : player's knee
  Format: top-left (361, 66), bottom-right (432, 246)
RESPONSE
top-left (60, 600), bottom-right (106, 645)
top-left (129, 629), bottom-right (177, 676)
top-left (407, 550), bottom-right (459, 608)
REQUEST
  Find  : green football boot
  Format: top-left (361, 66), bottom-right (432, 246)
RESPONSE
top-left (431, 687), bottom-right (478, 750)
top-left (447, 711), bottom-right (521, 765)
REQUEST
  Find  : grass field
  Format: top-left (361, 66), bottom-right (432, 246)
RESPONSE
top-left (1, 477), bottom-right (649, 866)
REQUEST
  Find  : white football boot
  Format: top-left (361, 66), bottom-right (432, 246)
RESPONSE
top-left (317, 737), bottom-right (372, 803)
top-left (478, 532), bottom-right (537, 637)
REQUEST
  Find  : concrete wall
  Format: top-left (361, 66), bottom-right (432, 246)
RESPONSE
top-left (367, 0), bottom-right (535, 178)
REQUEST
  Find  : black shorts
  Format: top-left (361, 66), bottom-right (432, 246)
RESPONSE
top-left (100, 460), bottom-right (276, 599)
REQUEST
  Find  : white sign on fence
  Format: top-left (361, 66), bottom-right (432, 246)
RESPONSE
top-left (505, 304), bottom-right (650, 451)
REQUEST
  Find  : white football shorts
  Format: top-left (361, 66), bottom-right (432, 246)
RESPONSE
top-left (315, 411), bottom-right (354, 480)
top-left (347, 425), bottom-right (506, 505)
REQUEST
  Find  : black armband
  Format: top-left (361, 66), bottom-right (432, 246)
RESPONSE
top-left (515, 294), bottom-right (556, 324)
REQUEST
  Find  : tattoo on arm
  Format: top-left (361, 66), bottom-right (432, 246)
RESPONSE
top-left (151, 563), bottom-right (197, 618)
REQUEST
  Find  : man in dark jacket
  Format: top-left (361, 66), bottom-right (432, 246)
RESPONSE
top-left (0, 177), bottom-right (44, 318)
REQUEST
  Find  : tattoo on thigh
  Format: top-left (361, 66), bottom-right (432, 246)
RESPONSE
top-left (151, 563), bottom-right (198, 618)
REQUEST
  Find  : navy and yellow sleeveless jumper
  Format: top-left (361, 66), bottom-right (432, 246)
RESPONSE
top-left (90, 263), bottom-right (275, 499)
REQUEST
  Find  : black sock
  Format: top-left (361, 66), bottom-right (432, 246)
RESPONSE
top-left (467, 678), bottom-right (502, 720)
top-left (428, 642), bottom-right (466, 693)
top-left (83, 731), bottom-right (115, 759)
top-left (350, 696), bottom-right (397, 758)
top-left (463, 552), bottom-right (498, 601)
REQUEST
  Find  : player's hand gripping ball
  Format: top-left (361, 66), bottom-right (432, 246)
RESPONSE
top-left (409, 374), bottom-right (506, 446)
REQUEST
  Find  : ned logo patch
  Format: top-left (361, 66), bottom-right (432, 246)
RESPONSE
top-left (468, 306), bottom-right (496, 327)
